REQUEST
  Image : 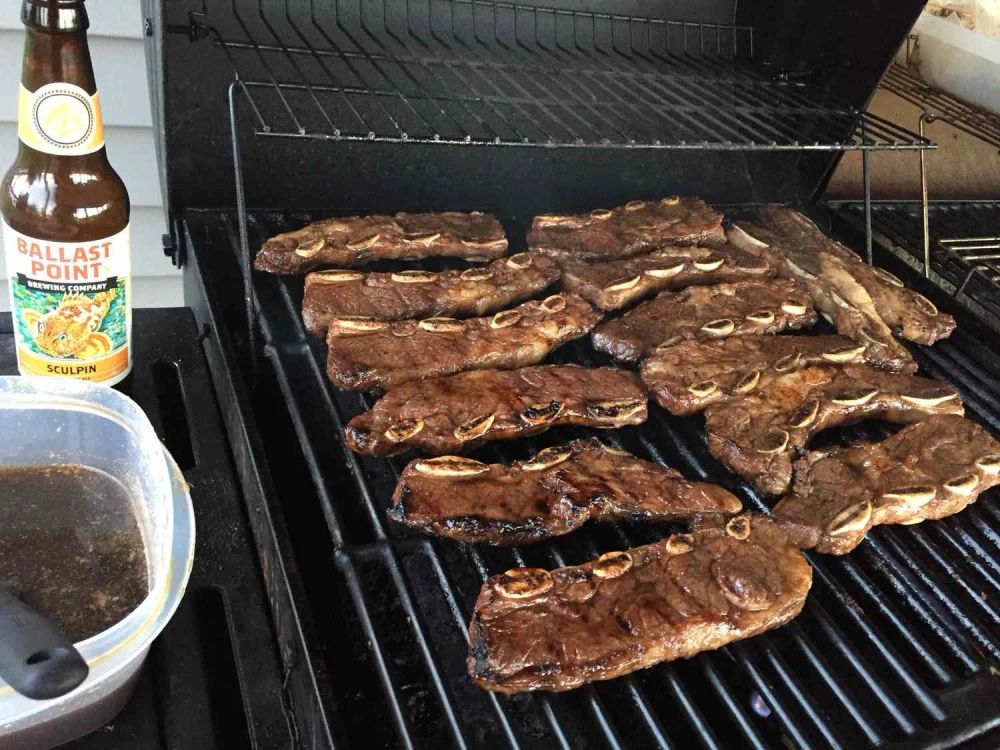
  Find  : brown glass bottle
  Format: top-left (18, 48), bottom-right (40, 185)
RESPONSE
top-left (1, 0), bottom-right (132, 385)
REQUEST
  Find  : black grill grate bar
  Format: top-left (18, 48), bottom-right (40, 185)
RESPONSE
top-left (335, 550), bottom-right (422, 748)
top-left (270, 354), bottom-right (483, 748)
top-left (867, 532), bottom-right (999, 664)
top-left (883, 529), bottom-right (1000, 657)
top-left (699, 658), bottom-right (770, 749)
top-left (802, 595), bottom-right (923, 733)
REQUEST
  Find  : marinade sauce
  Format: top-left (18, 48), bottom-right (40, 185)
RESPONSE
top-left (0, 464), bottom-right (148, 643)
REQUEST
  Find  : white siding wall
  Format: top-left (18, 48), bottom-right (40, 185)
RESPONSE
top-left (0, 1), bottom-right (180, 310)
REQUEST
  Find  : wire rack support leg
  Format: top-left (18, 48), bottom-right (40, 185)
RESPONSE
top-left (228, 80), bottom-right (260, 388)
top-left (919, 114), bottom-right (932, 278)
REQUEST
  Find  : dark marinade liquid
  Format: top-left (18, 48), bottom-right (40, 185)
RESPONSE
top-left (0, 465), bottom-right (148, 642)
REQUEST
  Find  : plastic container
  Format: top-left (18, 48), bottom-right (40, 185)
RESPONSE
top-left (906, 11), bottom-right (1000, 115)
top-left (0, 376), bottom-right (195, 749)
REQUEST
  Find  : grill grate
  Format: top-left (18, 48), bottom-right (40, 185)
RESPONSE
top-left (184, 206), bottom-right (1000, 749)
top-left (832, 202), bottom-right (1000, 332)
top-left (187, 0), bottom-right (933, 151)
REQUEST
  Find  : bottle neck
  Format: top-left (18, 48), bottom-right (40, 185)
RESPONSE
top-left (17, 1), bottom-right (106, 160)
top-left (21, 23), bottom-right (96, 95)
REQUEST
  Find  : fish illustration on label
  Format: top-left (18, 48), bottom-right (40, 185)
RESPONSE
top-left (21, 289), bottom-right (116, 359)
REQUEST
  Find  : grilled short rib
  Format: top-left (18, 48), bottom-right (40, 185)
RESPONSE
top-left (326, 293), bottom-right (601, 391)
top-left (527, 197), bottom-right (725, 261)
top-left (390, 439), bottom-right (742, 545)
top-left (774, 415), bottom-right (1000, 554)
top-left (468, 515), bottom-right (812, 692)
top-left (640, 334), bottom-right (897, 415)
top-left (705, 365), bottom-right (964, 495)
top-left (757, 207), bottom-right (954, 344)
top-left (727, 222), bottom-right (913, 372)
top-left (345, 365), bottom-right (647, 456)
top-left (558, 244), bottom-right (773, 311)
top-left (591, 278), bottom-right (816, 363)
top-left (255, 210), bottom-right (508, 274)
top-left (302, 252), bottom-right (560, 336)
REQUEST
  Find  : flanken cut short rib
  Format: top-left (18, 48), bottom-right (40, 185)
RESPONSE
top-left (302, 252), bottom-right (560, 336)
top-left (255, 210), bottom-right (508, 274)
top-left (527, 196), bottom-right (725, 261)
top-left (591, 278), bottom-right (816, 364)
top-left (326, 293), bottom-right (601, 391)
top-left (390, 438), bottom-right (742, 545)
top-left (468, 516), bottom-right (812, 692)
top-left (705, 364), bottom-right (964, 495)
top-left (558, 243), bottom-right (773, 311)
top-left (345, 365), bottom-right (647, 456)
top-left (640, 334), bottom-right (895, 415)
top-left (774, 415), bottom-right (1000, 554)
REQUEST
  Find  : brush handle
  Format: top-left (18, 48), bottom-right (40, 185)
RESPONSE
top-left (0, 586), bottom-right (89, 700)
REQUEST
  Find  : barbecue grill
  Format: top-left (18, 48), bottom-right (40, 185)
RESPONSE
top-left (145, 1), bottom-right (1000, 747)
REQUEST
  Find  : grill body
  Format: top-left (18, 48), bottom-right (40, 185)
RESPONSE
top-left (144, 1), bottom-right (1000, 747)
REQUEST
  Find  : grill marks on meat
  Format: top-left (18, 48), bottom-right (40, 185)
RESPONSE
top-left (468, 515), bottom-right (811, 692)
top-left (390, 438), bottom-right (743, 545)
top-left (558, 244), bottom-right (774, 311)
top-left (773, 415), bottom-right (1000, 554)
top-left (527, 197), bottom-right (725, 261)
top-left (326, 293), bottom-right (601, 391)
top-left (705, 365), bottom-right (964, 495)
top-left (345, 365), bottom-right (647, 456)
top-left (641, 335), bottom-right (891, 416)
top-left (255, 210), bottom-right (508, 274)
top-left (302, 252), bottom-right (560, 336)
top-left (591, 278), bottom-right (816, 364)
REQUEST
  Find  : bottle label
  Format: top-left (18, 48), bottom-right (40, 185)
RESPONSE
top-left (17, 82), bottom-right (105, 156)
top-left (3, 221), bottom-right (131, 384)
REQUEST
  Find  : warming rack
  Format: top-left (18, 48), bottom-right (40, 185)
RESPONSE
top-left (175, 0), bottom-right (935, 151)
top-left (876, 61), bottom-right (1000, 280)
top-left (831, 201), bottom-right (1000, 331)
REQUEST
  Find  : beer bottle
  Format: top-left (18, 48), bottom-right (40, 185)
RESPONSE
top-left (1, 0), bottom-right (131, 385)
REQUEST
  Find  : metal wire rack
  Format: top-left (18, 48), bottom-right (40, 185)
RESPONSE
top-left (181, 0), bottom-right (934, 150)
top-left (881, 63), bottom-right (1000, 151)
top-left (833, 201), bottom-right (1000, 330)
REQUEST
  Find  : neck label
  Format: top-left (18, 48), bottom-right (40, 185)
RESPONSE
top-left (18, 82), bottom-right (104, 156)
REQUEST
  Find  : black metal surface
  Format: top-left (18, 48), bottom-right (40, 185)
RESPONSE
top-left (832, 202), bottom-right (1000, 333)
top-left (183, 207), bottom-right (1000, 749)
top-left (0, 309), bottom-right (294, 749)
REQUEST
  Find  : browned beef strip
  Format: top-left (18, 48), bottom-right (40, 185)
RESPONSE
top-left (468, 515), bottom-right (811, 693)
top-left (527, 197), bottom-right (725, 261)
top-left (640, 334), bottom-right (902, 416)
top-left (773, 415), bottom-right (1000, 555)
top-left (345, 365), bottom-right (647, 456)
top-left (302, 252), bottom-right (560, 336)
top-left (326, 293), bottom-right (602, 391)
top-left (390, 438), bottom-right (742, 545)
top-left (727, 221), bottom-right (916, 372)
top-left (757, 207), bottom-right (954, 345)
top-left (558, 244), bottom-right (773, 311)
top-left (705, 364), bottom-right (964, 495)
top-left (254, 210), bottom-right (508, 274)
top-left (591, 278), bottom-right (816, 364)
